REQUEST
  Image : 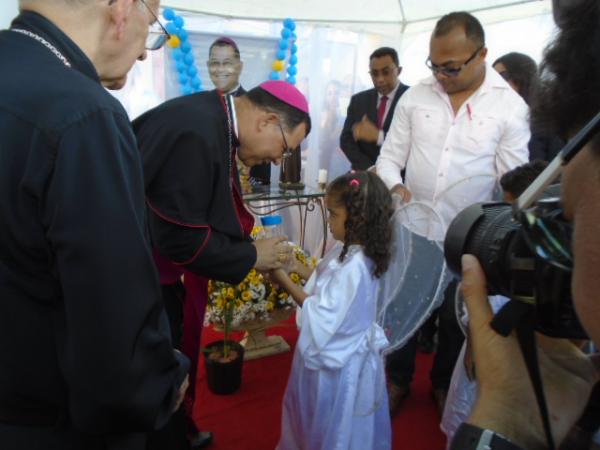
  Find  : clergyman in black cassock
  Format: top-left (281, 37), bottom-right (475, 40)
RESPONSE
top-left (0, 6), bottom-right (189, 450)
top-left (134, 82), bottom-right (311, 449)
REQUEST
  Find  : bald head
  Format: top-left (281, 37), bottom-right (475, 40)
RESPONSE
top-left (16, 0), bottom-right (159, 90)
top-left (19, 0), bottom-right (94, 12)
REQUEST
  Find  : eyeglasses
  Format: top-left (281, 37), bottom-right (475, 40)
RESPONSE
top-left (519, 198), bottom-right (573, 271)
top-left (426, 45), bottom-right (484, 78)
top-left (140, 0), bottom-right (170, 50)
top-left (368, 66), bottom-right (398, 78)
top-left (276, 119), bottom-right (294, 159)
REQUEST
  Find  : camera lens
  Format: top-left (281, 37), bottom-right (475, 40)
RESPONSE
top-left (444, 200), bottom-right (586, 339)
top-left (445, 202), bottom-right (519, 297)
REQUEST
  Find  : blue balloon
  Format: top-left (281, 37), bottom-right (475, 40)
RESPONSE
top-left (188, 66), bottom-right (198, 77)
top-left (183, 53), bottom-right (195, 65)
top-left (269, 70), bottom-right (280, 80)
top-left (287, 76), bottom-right (297, 85)
top-left (179, 74), bottom-right (189, 85)
top-left (281, 28), bottom-right (291, 39)
top-left (180, 41), bottom-right (192, 54)
top-left (283, 18), bottom-right (296, 30)
top-left (191, 76), bottom-right (202, 89)
top-left (173, 16), bottom-right (185, 28)
top-left (182, 85), bottom-right (193, 95)
top-left (291, 32), bottom-right (297, 41)
top-left (276, 50), bottom-right (286, 60)
top-left (163, 8), bottom-right (175, 21)
top-left (279, 39), bottom-right (289, 50)
top-left (172, 48), bottom-right (183, 61)
top-left (176, 61), bottom-right (187, 73)
top-left (165, 22), bottom-right (179, 36)
top-left (289, 55), bottom-right (298, 65)
top-left (178, 29), bottom-right (188, 41)
top-left (290, 44), bottom-right (298, 54)
top-left (287, 65), bottom-right (297, 76)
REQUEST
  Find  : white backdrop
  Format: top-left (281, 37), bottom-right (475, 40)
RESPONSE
top-left (0, 0), bottom-right (18, 29)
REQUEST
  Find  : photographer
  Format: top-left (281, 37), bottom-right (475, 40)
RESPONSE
top-left (450, 0), bottom-right (600, 449)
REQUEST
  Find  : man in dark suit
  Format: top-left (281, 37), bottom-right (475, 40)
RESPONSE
top-left (340, 47), bottom-right (409, 170)
top-left (208, 37), bottom-right (270, 185)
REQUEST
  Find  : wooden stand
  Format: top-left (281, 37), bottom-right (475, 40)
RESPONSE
top-left (240, 328), bottom-right (291, 360)
top-left (234, 308), bottom-right (294, 361)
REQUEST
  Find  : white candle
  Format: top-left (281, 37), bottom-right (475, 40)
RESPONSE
top-left (317, 169), bottom-right (328, 184)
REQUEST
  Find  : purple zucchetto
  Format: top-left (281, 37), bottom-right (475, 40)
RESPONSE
top-left (211, 36), bottom-right (239, 52)
top-left (259, 80), bottom-right (309, 114)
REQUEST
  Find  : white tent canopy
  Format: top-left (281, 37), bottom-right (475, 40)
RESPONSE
top-left (162, 0), bottom-right (552, 36)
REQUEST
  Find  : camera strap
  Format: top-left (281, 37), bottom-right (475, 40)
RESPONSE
top-left (491, 300), bottom-right (556, 450)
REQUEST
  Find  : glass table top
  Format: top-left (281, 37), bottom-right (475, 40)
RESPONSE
top-left (243, 185), bottom-right (325, 202)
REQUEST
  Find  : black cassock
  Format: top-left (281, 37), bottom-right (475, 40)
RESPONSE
top-left (0, 11), bottom-right (188, 450)
top-left (135, 91), bottom-right (256, 284)
top-left (134, 92), bottom-right (256, 448)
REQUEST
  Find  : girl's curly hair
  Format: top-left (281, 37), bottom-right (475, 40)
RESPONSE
top-left (326, 171), bottom-right (393, 278)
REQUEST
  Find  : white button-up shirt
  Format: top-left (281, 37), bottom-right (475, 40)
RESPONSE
top-left (376, 64), bottom-right (530, 238)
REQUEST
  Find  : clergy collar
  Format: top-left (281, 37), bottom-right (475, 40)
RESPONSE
top-left (228, 94), bottom-right (241, 146)
top-left (226, 84), bottom-right (242, 96)
top-left (11, 11), bottom-right (100, 83)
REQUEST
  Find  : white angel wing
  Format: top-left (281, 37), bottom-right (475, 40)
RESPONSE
top-left (377, 174), bottom-right (500, 353)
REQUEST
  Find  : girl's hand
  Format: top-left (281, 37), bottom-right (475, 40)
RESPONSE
top-left (270, 268), bottom-right (288, 285)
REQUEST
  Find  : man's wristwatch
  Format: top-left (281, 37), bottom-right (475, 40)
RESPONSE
top-left (450, 423), bottom-right (525, 450)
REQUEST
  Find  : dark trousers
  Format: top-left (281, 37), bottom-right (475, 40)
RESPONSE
top-left (386, 280), bottom-right (464, 391)
top-left (147, 282), bottom-right (191, 450)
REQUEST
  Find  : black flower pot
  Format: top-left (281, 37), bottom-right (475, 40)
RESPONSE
top-left (204, 340), bottom-right (244, 395)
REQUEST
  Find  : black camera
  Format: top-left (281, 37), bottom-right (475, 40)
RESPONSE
top-left (443, 112), bottom-right (600, 340)
top-left (444, 196), bottom-right (587, 339)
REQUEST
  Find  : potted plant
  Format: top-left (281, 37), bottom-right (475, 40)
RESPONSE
top-left (203, 292), bottom-right (245, 395)
top-left (204, 233), bottom-right (315, 394)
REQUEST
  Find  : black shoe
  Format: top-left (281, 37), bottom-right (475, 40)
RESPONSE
top-left (189, 431), bottom-right (213, 449)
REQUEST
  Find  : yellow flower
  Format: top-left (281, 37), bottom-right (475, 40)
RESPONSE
top-left (250, 226), bottom-right (264, 239)
top-left (205, 241), bottom-right (310, 326)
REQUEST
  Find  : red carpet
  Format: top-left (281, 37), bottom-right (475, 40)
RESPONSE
top-left (193, 317), bottom-right (446, 450)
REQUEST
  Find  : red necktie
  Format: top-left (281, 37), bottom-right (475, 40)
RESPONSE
top-left (376, 95), bottom-right (388, 129)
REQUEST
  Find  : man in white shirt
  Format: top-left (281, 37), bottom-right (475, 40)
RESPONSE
top-left (376, 11), bottom-right (530, 416)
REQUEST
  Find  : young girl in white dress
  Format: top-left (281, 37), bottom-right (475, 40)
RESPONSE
top-left (272, 171), bottom-right (393, 450)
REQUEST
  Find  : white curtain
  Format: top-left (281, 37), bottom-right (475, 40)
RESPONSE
top-left (0, 0), bottom-right (19, 29)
